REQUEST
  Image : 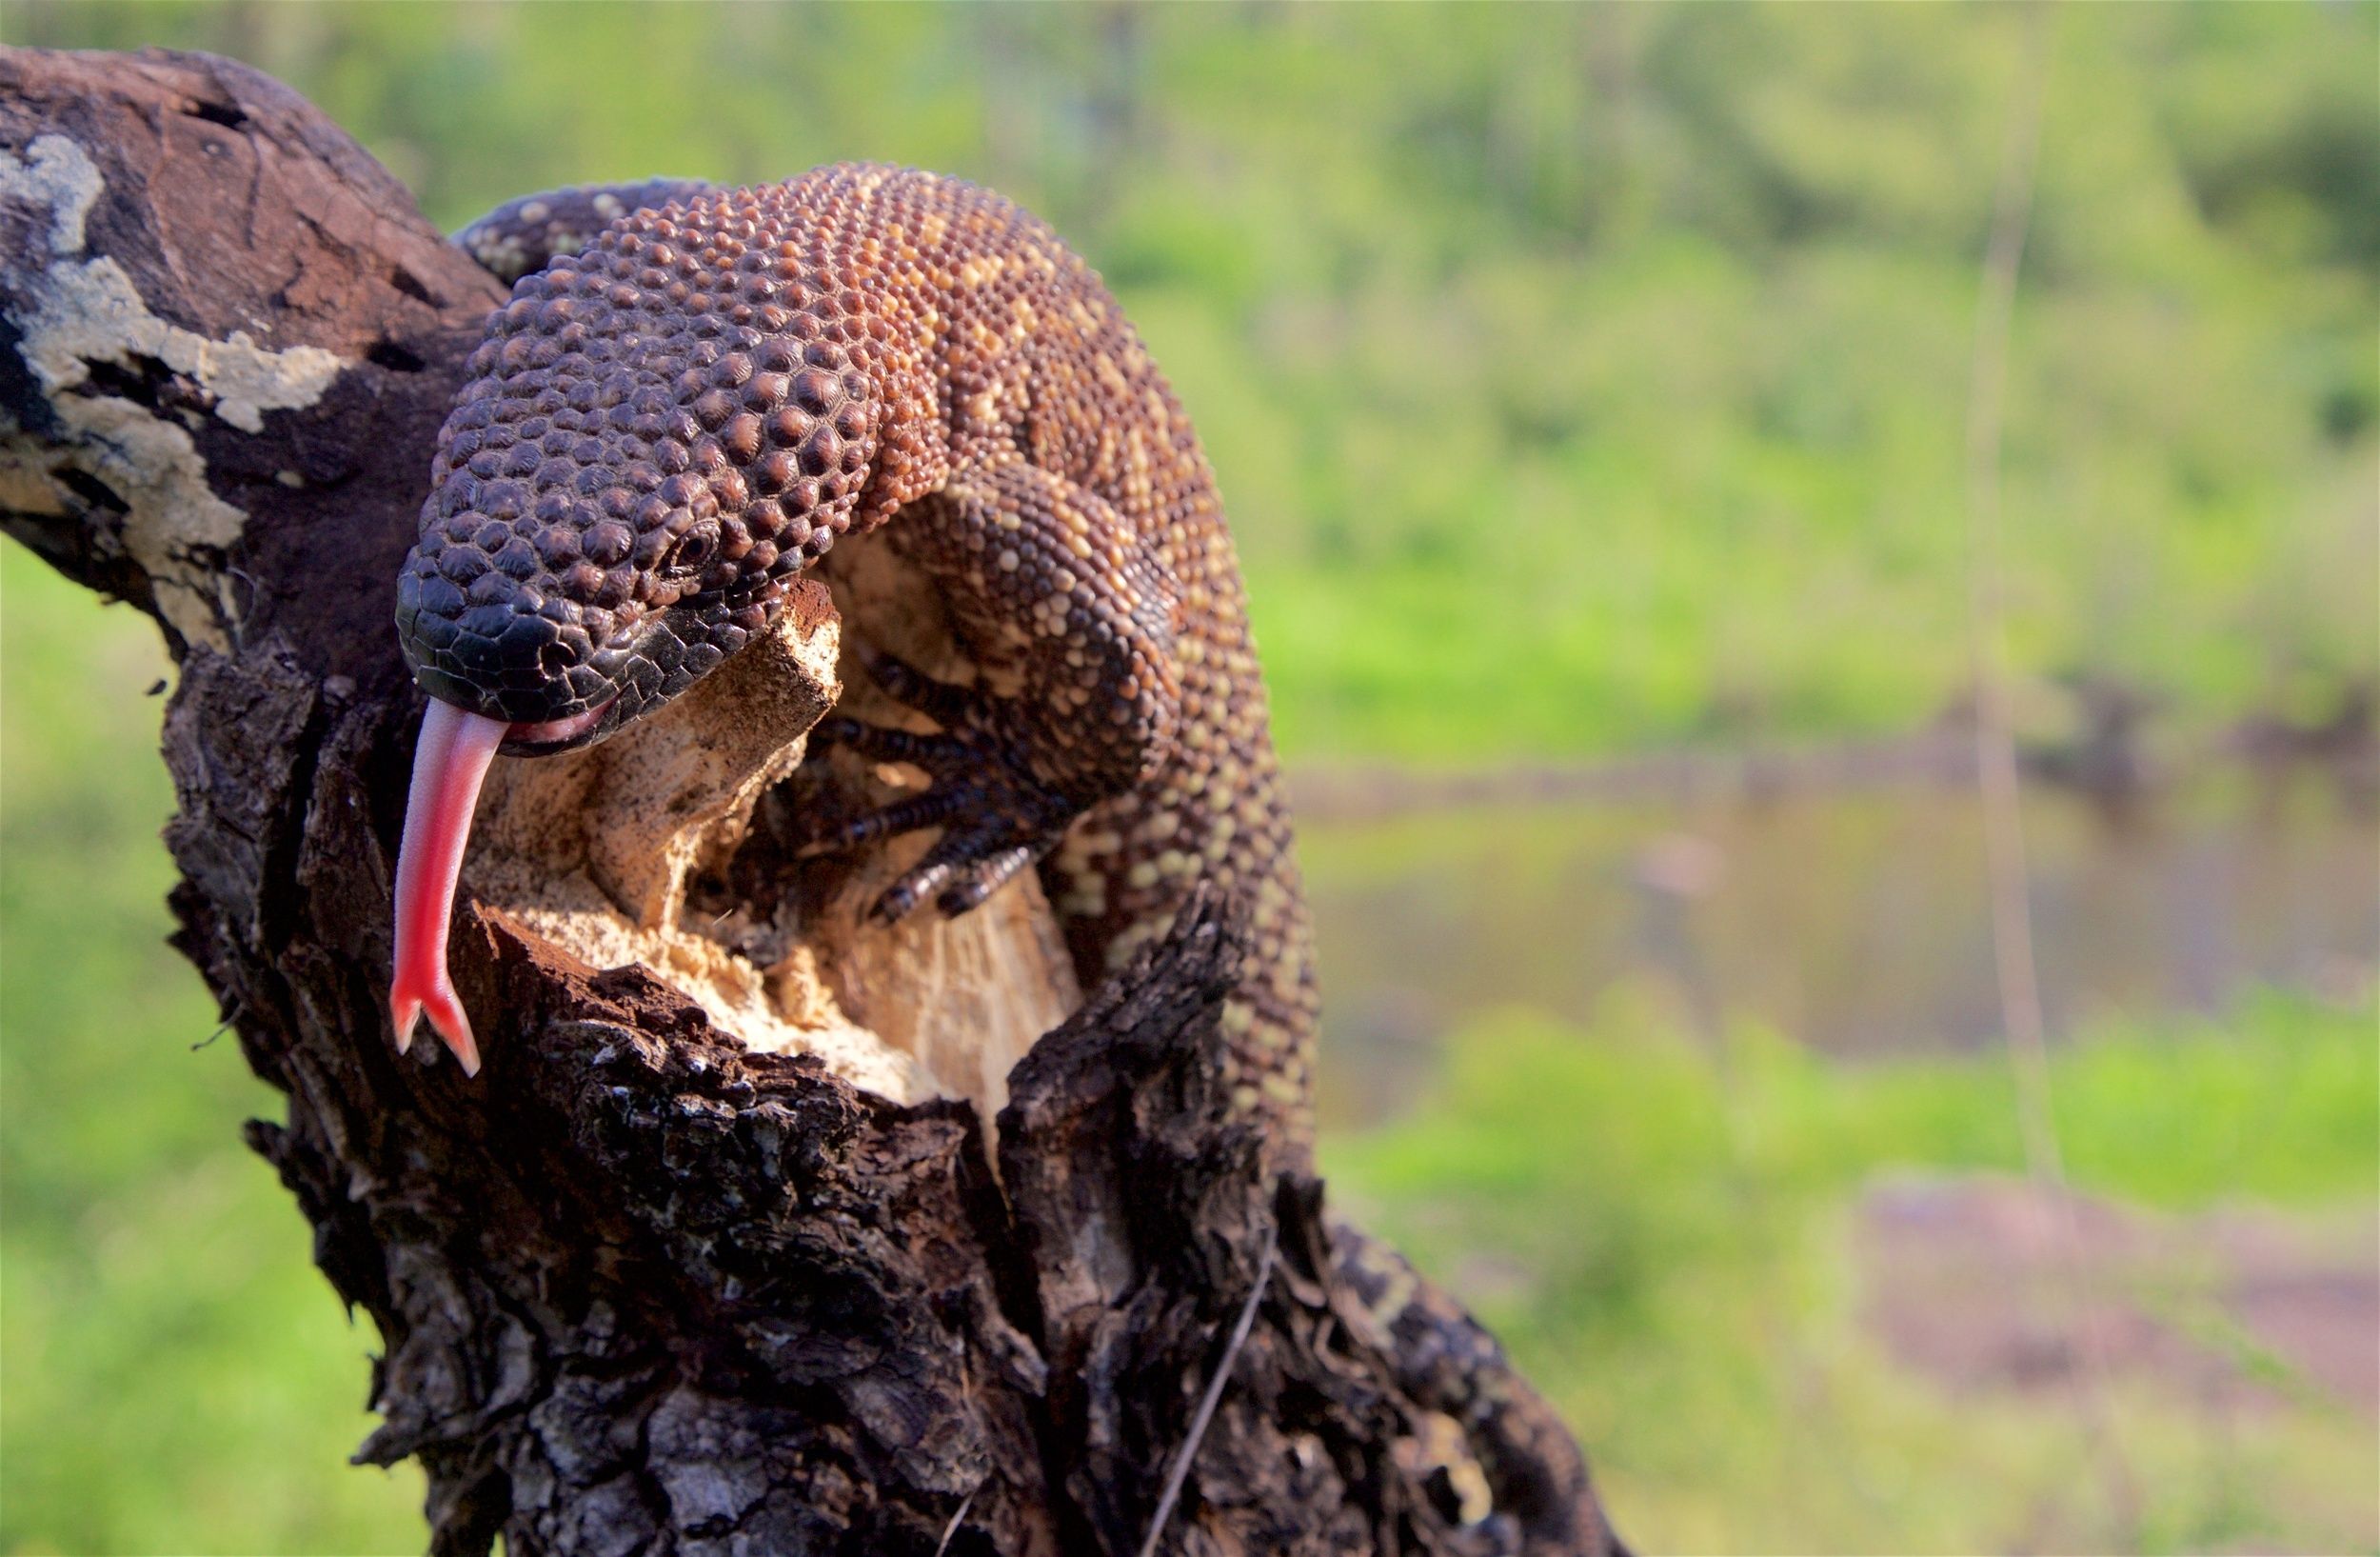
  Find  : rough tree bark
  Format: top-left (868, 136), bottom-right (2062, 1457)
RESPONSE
top-left (1, 48), bottom-right (1622, 1557)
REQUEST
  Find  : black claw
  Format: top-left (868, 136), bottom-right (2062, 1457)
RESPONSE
top-left (857, 647), bottom-right (975, 728)
top-left (872, 861), bottom-right (954, 926)
top-left (803, 673), bottom-right (1080, 927)
top-left (806, 788), bottom-right (964, 854)
top-left (937, 843), bottom-right (1037, 916)
top-left (813, 716), bottom-right (971, 774)
top-left (811, 715), bottom-right (863, 747)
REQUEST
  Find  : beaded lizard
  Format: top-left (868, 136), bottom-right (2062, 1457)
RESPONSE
top-left (388, 166), bottom-right (1319, 1147)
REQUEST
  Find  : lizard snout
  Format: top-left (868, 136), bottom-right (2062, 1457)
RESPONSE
top-left (393, 549), bottom-right (626, 740)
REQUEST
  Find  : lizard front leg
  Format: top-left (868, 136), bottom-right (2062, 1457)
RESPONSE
top-left (810, 458), bottom-right (1182, 923)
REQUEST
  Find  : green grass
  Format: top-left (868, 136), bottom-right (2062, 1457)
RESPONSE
top-left (1, 549), bottom-right (425, 1555)
top-left (1323, 985), bottom-right (2380, 1554)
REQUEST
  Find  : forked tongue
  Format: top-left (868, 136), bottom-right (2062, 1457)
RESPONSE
top-left (389, 700), bottom-right (510, 1074)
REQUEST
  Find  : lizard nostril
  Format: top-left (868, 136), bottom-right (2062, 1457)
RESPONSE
top-left (539, 640), bottom-right (573, 676)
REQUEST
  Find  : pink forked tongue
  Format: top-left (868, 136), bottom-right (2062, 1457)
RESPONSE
top-left (390, 698), bottom-right (614, 1073)
top-left (389, 699), bottom-right (510, 1074)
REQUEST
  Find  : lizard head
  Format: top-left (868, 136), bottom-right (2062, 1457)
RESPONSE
top-left (388, 188), bottom-right (882, 1069)
top-left (396, 190), bottom-right (883, 757)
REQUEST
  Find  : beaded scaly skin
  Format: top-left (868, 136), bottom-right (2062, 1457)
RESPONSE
top-left (403, 166), bottom-right (1319, 1142)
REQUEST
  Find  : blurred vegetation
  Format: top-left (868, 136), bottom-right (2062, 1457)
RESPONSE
top-left (1325, 986), bottom-right (2379, 1554)
top-left (2, 4), bottom-right (2374, 1554)
top-left (12, 0), bottom-right (2378, 760)
top-left (1, 549), bottom-right (425, 1554)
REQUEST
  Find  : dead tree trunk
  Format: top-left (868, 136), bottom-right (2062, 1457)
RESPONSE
top-left (0, 47), bottom-right (1621, 1557)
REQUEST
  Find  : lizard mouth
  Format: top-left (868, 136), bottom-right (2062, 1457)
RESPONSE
top-left (502, 699), bottom-right (619, 754)
top-left (387, 695), bottom-right (613, 1073)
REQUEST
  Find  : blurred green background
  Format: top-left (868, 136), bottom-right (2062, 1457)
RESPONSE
top-left (2, 4), bottom-right (2373, 1553)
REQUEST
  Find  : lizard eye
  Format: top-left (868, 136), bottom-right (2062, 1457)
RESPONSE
top-left (662, 522), bottom-right (720, 579)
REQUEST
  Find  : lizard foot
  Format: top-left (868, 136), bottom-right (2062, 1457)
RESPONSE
top-left (806, 649), bottom-right (1080, 924)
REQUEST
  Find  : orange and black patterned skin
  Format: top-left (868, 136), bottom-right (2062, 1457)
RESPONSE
top-left (407, 166), bottom-right (1318, 1142)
